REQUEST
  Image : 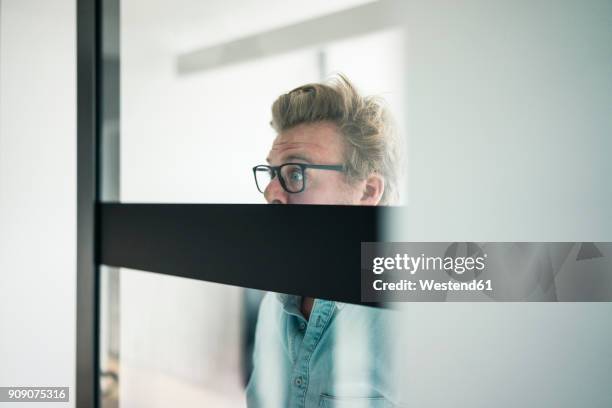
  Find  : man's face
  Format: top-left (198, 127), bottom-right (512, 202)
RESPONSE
top-left (265, 122), bottom-right (362, 205)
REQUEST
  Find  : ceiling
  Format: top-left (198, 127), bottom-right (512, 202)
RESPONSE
top-left (121, 0), bottom-right (375, 53)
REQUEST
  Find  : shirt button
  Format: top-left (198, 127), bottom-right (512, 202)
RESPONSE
top-left (294, 376), bottom-right (303, 386)
top-left (299, 322), bottom-right (306, 331)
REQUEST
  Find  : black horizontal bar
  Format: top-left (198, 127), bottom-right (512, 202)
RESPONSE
top-left (99, 203), bottom-right (385, 305)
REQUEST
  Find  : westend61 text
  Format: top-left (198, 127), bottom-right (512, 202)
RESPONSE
top-left (373, 279), bottom-right (493, 292)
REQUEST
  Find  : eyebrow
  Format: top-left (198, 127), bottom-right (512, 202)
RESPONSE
top-left (284, 154), bottom-right (312, 163)
top-left (266, 154), bottom-right (312, 164)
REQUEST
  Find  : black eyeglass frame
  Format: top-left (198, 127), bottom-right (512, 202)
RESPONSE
top-left (252, 163), bottom-right (345, 194)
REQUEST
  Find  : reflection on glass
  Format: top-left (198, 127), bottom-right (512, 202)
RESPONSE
top-left (99, 266), bottom-right (120, 408)
top-left (117, 269), bottom-right (246, 408)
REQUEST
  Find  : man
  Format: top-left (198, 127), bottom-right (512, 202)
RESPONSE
top-left (246, 75), bottom-right (402, 408)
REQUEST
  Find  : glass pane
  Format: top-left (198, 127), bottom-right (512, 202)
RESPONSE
top-left (98, 1), bottom-right (612, 407)
top-left (99, 266), bottom-right (120, 408)
top-left (103, 1), bottom-right (409, 406)
top-left (98, 267), bottom-right (406, 408)
top-left (116, 0), bottom-right (406, 204)
top-left (123, 271), bottom-right (246, 407)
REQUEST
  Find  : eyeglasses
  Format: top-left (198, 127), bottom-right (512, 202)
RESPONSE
top-left (252, 163), bottom-right (345, 194)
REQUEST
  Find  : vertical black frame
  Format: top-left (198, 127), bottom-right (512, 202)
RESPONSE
top-left (76, 0), bottom-right (99, 407)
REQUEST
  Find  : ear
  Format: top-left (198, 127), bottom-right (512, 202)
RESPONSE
top-left (359, 174), bottom-right (385, 206)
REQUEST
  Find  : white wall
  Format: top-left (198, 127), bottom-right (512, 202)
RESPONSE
top-left (397, 0), bottom-right (612, 241)
top-left (391, 1), bottom-right (612, 406)
top-left (0, 0), bottom-right (75, 406)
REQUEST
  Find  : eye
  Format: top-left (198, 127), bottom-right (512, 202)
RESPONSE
top-left (289, 169), bottom-right (303, 182)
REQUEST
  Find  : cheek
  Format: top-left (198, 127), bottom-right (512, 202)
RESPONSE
top-left (297, 183), bottom-right (357, 205)
top-left (287, 193), bottom-right (309, 205)
top-left (287, 189), bottom-right (326, 205)
top-left (321, 176), bottom-right (355, 200)
top-left (287, 174), bottom-right (358, 205)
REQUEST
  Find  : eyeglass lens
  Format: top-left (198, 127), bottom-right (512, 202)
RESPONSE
top-left (254, 165), bottom-right (304, 193)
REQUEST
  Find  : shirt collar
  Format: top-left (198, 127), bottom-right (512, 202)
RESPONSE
top-left (275, 293), bottom-right (345, 316)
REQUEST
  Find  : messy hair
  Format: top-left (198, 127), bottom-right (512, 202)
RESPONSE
top-left (270, 74), bottom-right (400, 204)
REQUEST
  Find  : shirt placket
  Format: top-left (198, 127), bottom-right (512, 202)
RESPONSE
top-left (288, 300), bottom-right (335, 408)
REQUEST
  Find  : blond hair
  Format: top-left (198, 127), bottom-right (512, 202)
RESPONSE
top-left (270, 74), bottom-right (400, 205)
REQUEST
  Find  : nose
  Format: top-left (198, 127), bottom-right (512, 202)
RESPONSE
top-left (264, 176), bottom-right (288, 204)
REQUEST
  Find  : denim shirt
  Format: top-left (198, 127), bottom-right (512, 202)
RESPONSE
top-left (246, 292), bottom-right (399, 408)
